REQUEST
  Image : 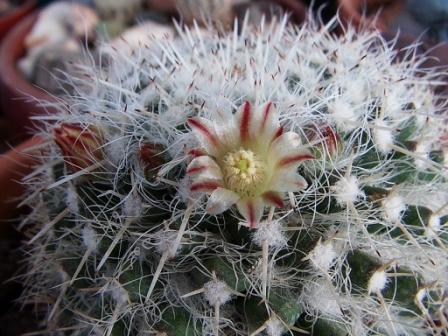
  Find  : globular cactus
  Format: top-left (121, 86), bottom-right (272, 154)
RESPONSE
top-left (20, 15), bottom-right (448, 336)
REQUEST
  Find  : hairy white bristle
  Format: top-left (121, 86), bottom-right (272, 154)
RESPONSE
top-left (372, 119), bottom-right (394, 154)
top-left (415, 288), bottom-right (427, 304)
top-left (65, 184), bottom-right (79, 214)
top-left (253, 221), bottom-right (287, 250)
top-left (414, 141), bottom-right (431, 170)
top-left (110, 284), bottom-right (129, 306)
top-left (308, 239), bottom-right (337, 272)
top-left (82, 225), bottom-right (98, 251)
top-left (332, 175), bottom-right (364, 206)
top-left (123, 193), bottom-right (143, 219)
top-left (153, 230), bottom-right (179, 258)
top-left (425, 215), bottom-right (441, 239)
top-left (302, 279), bottom-right (343, 317)
top-left (203, 279), bottom-right (232, 307)
top-left (104, 136), bottom-right (127, 167)
top-left (368, 270), bottom-right (388, 294)
top-left (265, 317), bottom-right (284, 336)
top-left (328, 99), bottom-right (358, 132)
top-left (344, 78), bottom-right (367, 104)
top-left (382, 194), bottom-right (405, 222)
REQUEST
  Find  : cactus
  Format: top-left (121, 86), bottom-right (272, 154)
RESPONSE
top-left (20, 15), bottom-right (448, 336)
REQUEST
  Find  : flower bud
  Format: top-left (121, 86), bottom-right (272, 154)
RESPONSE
top-left (309, 125), bottom-right (342, 158)
top-left (139, 143), bottom-right (165, 178)
top-left (54, 124), bottom-right (104, 172)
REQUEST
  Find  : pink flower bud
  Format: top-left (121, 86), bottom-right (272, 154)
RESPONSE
top-left (309, 125), bottom-right (341, 157)
top-left (54, 124), bottom-right (103, 172)
top-left (139, 143), bottom-right (165, 177)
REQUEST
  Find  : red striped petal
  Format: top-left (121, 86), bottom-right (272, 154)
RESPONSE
top-left (239, 101), bottom-right (252, 143)
top-left (247, 201), bottom-right (257, 228)
top-left (190, 181), bottom-right (222, 192)
top-left (276, 153), bottom-right (314, 168)
top-left (186, 165), bottom-right (208, 175)
top-left (188, 118), bottom-right (220, 148)
top-left (205, 188), bottom-right (240, 214)
top-left (236, 198), bottom-right (264, 229)
top-left (262, 191), bottom-right (285, 208)
top-left (188, 148), bottom-right (207, 157)
top-left (260, 101), bottom-right (273, 133)
top-left (272, 126), bottom-right (284, 142)
top-left (186, 156), bottom-right (222, 180)
top-left (269, 172), bottom-right (308, 192)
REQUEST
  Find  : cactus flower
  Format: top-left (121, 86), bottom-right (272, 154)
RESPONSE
top-left (186, 101), bottom-right (314, 228)
top-left (54, 124), bottom-right (103, 172)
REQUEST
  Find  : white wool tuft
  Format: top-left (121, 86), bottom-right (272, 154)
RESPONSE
top-left (266, 317), bottom-right (284, 336)
top-left (382, 87), bottom-right (405, 116)
top-left (82, 225), bottom-right (98, 251)
top-left (368, 270), bottom-right (388, 294)
top-left (110, 284), bottom-right (129, 306)
top-left (332, 175), bottom-right (364, 205)
top-left (303, 279), bottom-right (343, 317)
top-left (154, 230), bottom-right (178, 258)
top-left (414, 141), bottom-right (431, 170)
top-left (203, 279), bottom-right (232, 307)
top-left (253, 221), bottom-right (287, 250)
top-left (104, 136), bottom-right (127, 167)
top-left (382, 194), bottom-right (405, 222)
top-left (425, 215), bottom-right (441, 239)
top-left (344, 78), bottom-right (367, 104)
top-left (328, 99), bottom-right (358, 132)
top-left (415, 288), bottom-right (427, 304)
top-left (308, 239), bottom-right (337, 272)
top-left (65, 184), bottom-right (79, 214)
top-left (123, 194), bottom-right (143, 219)
top-left (372, 119), bottom-right (394, 154)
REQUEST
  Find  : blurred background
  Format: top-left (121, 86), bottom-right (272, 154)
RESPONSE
top-left (0, 0), bottom-right (447, 335)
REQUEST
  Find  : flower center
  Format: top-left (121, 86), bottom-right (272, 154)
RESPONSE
top-left (222, 148), bottom-right (266, 197)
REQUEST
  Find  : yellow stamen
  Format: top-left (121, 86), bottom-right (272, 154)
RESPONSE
top-left (222, 148), bottom-right (266, 197)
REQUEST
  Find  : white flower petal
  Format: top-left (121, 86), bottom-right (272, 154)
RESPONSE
top-left (186, 156), bottom-right (223, 180)
top-left (269, 131), bottom-right (302, 160)
top-left (275, 149), bottom-right (314, 170)
top-left (268, 132), bottom-right (314, 169)
top-left (236, 197), bottom-right (264, 228)
top-left (206, 188), bottom-right (240, 214)
top-left (188, 117), bottom-right (222, 156)
top-left (235, 101), bottom-right (253, 144)
top-left (190, 179), bottom-right (223, 194)
top-left (261, 191), bottom-right (285, 208)
top-left (269, 171), bottom-right (308, 192)
top-left (256, 102), bottom-right (281, 147)
top-left (234, 101), bottom-right (281, 148)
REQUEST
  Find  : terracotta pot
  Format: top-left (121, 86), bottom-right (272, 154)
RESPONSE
top-left (146, 0), bottom-right (308, 25)
top-left (0, 12), bottom-right (57, 137)
top-left (0, 136), bottom-right (42, 232)
top-left (0, 0), bottom-right (36, 41)
top-left (272, 0), bottom-right (308, 24)
top-left (338, 0), bottom-right (405, 31)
